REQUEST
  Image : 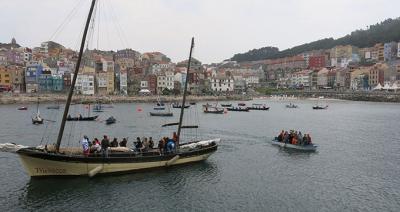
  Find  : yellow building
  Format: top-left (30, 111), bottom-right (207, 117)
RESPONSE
top-left (107, 70), bottom-right (114, 94)
top-left (0, 66), bottom-right (12, 90)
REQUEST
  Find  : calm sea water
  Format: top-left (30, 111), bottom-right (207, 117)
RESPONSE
top-left (0, 99), bottom-right (400, 211)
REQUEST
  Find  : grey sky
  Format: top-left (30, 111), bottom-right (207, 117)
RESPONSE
top-left (1, 0), bottom-right (399, 63)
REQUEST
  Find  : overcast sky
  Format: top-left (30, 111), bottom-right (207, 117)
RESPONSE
top-left (1, 0), bottom-right (399, 63)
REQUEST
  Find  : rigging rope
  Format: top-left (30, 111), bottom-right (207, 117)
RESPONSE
top-left (48, 0), bottom-right (85, 42)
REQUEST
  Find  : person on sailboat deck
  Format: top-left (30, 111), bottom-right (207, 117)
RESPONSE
top-left (81, 135), bottom-right (90, 156)
top-left (111, 138), bottom-right (118, 147)
top-left (173, 132), bottom-right (179, 143)
top-left (142, 137), bottom-right (149, 152)
top-left (119, 138), bottom-right (127, 147)
top-left (92, 138), bottom-right (101, 153)
top-left (149, 137), bottom-right (154, 149)
top-left (134, 137), bottom-right (143, 151)
top-left (166, 137), bottom-right (176, 153)
top-left (101, 135), bottom-right (110, 157)
top-left (158, 138), bottom-right (165, 155)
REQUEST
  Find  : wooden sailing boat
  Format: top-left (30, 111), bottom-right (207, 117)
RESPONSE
top-left (32, 98), bottom-right (44, 125)
top-left (16, 0), bottom-right (218, 177)
top-left (66, 104), bottom-right (98, 121)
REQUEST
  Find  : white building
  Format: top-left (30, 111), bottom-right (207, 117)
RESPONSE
top-left (398, 42), bottom-right (400, 58)
top-left (72, 74), bottom-right (95, 95)
top-left (290, 70), bottom-right (312, 88)
top-left (96, 72), bottom-right (108, 94)
top-left (210, 76), bottom-right (234, 92)
top-left (244, 75), bottom-right (259, 87)
top-left (119, 71), bottom-right (127, 94)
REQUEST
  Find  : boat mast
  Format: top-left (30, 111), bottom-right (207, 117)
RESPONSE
top-left (177, 37), bottom-right (194, 146)
top-left (55, 0), bottom-right (97, 152)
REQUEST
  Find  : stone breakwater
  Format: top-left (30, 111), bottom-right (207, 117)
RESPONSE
top-left (269, 90), bottom-right (400, 103)
top-left (0, 94), bottom-right (252, 105)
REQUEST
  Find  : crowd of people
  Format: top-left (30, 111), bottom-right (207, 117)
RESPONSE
top-left (79, 132), bottom-right (179, 157)
top-left (276, 130), bottom-right (312, 146)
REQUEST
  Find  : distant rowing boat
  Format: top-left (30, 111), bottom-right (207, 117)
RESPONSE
top-left (313, 105), bottom-right (328, 110)
top-left (227, 107), bottom-right (249, 112)
top-left (149, 112), bottom-right (173, 117)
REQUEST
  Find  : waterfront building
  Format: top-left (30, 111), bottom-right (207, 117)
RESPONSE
top-left (119, 70), bottom-right (128, 95)
top-left (369, 63), bottom-right (389, 87)
top-left (38, 71), bottom-right (63, 92)
top-left (210, 75), bottom-right (234, 93)
top-left (330, 45), bottom-right (359, 68)
top-left (0, 48), bottom-right (7, 65)
top-left (371, 43), bottom-right (385, 61)
top-left (308, 55), bottom-right (326, 69)
top-left (156, 70), bottom-right (174, 94)
top-left (290, 70), bottom-right (313, 88)
top-left (8, 65), bottom-right (25, 93)
top-left (384, 42), bottom-right (398, 62)
top-left (350, 67), bottom-right (371, 90)
top-left (72, 73), bottom-right (95, 95)
top-left (398, 42), bottom-right (400, 58)
top-left (243, 74), bottom-right (260, 88)
top-left (96, 72), bottom-right (108, 95)
top-left (0, 66), bottom-right (12, 91)
top-left (317, 68), bottom-right (329, 89)
top-left (25, 63), bottom-right (43, 93)
top-left (146, 74), bottom-right (157, 95)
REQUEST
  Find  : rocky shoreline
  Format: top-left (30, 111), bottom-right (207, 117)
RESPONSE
top-left (0, 93), bottom-right (252, 105)
top-left (268, 90), bottom-right (400, 103)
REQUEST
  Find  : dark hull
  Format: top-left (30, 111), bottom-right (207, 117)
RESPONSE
top-left (32, 119), bottom-right (44, 124)
top-left (247, 107), bottom-right (269, 111)
top-left (313, 106), bottom-right (328, 110)
top-left (149, 112), bottom-right (173, 117)
top-left (220, 104), bottom-right (232, 107)
top-left (66, 115), bottom-right (98, 121)
top-left (47, 106), bottom-right (60, 109)
top-left (203, 110), bottom-right (224, 114)
top-left (227, 108), bottom-right (249, 112)
top-left (172, 105), bottom-right (190, 109)
top-left (105, 118), bottom-right (116, 125)
top-left (18, 107), bottom-right (28, 110)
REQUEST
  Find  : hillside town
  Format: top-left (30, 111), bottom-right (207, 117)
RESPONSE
top-left (1, 38), bottom-right (400, 96)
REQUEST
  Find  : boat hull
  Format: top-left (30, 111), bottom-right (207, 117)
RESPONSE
top-left (17, 143), bottom-right (217, 177)
top-left (271, 140), bottom-right (317, 151)
top-left (247, 107), bottom-right (269, 111)
top-left (66, 115), bottom-right (98, 121)
top-left (149, 112), bottom-right (173, 116)
top-left (227, 108), bottom-right (249, 112)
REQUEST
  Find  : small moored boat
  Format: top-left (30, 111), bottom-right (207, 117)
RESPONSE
top-left (227, 107), bottom-right (249, 112)
top-left (238, 102), bottom-right (246, 106)
top-left (47, 105), bottom-right (60, 110)
top-left (286, 103), bottom-right (298, 108)
top-left (271, 139), bottom-right (317, 151)
top-left (220, 103), bottom-right (232, 107)
top-left (149, 112), bottom-right (173, 117)
top-left (66, 115), bottom-right (98, 121)
top-left (105, 116), bottom-right (116, 125)
top-left (313, 105), bottom-right (328, 110)
top-left (18, 106), bottom-right (28, 110)
top-left (172, 103), bottom-right (190, 109)
top-left (203, 106), bottom-right (224, 114)
top-left (247, 105), bottom-right (269, 111)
